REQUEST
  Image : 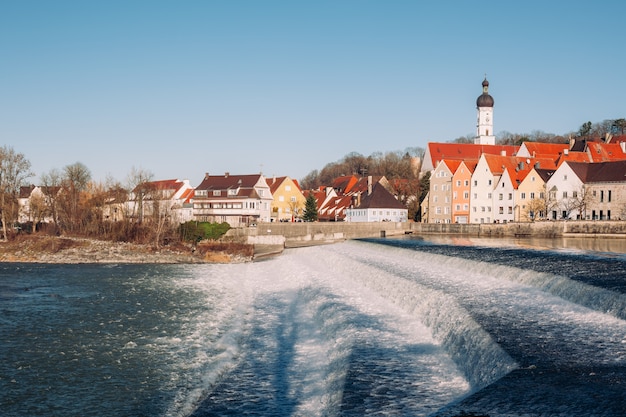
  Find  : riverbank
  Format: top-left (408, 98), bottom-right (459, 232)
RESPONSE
top-left (0, 235), bottom-right (256, 264)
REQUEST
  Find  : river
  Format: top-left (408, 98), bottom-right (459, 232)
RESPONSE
top-left (1, 236), bottom-right (625, 416)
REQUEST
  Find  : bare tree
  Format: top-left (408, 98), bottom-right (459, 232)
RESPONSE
top-left (0, 146), bottom-right (33, 240)
top-left (28, 193), bottom-right (48, 232)
top-left (570, 186), bottom-right (592, 220)
top-left (126, 167), bottom-right (154, 223)
top-left (58, 162), bottom-right (91, 233)
top-left (40, 168), bottom-right (63, 226)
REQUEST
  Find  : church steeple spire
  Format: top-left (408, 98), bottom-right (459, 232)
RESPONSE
top-left (475, 76), bottom-right (495, 145)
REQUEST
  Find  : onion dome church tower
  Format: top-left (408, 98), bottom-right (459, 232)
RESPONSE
top-left (475, 77), bottom-right (495, 145)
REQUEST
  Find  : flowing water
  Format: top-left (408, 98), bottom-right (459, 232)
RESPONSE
top-left (1, 236), bottom-right (626, 416)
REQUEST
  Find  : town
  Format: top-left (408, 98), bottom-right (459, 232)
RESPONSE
top-left (7, 78), bottom-right (626, 245)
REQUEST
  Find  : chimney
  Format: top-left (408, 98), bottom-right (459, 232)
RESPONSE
top-left (367, 176), bottom-right (372, 195)
top-left (501, 150), bottom-right (506, 156)
top-left (564, 148), bottom-right (569, 155)
top-left (621, 142), bottom-right (626, 153)
top-left (224, 172), bottom-right (229, 178)
top-left (535, 162), bottom-right (540, 169)
top-left (204, 172), bottom-right (209, 180)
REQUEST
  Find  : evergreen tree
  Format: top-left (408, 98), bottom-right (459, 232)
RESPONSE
top-left (302, 194), bottom-right (318, 222)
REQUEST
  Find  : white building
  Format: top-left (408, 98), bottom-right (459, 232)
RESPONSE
top-left (193, 173), bottom-right (273, 227)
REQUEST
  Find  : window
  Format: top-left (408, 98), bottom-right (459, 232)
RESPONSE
top-left (213, 190), bottom-right (221, 196)
top-left (488, 180), bottom-right (492, 186)
top-left (228, 189), bottom-right (237, 195)
top-left (473, 193), bottom-right (478, 199)
top-left (499, 206), bottom-right (504, 214)
top-left (572, 191), bottom-right (578, 198)
top-left (488, 193), bottom-right (492, 199)
top-left (531, 176), bottom-right (536, 182)
top-left (481, 206), bottom-right (486, 212)
top-left (521, 192), bottom-right (526, 199)
top-left (564, 175), bottom-right (568, 180)
top-left (464, 192), bottom-right (469, 199)
top-left (473, 207), bottom-right (477, 212)
top-left (455, 204), bottom-right (461, 210)
top-left (474, 180), bottom-right (478, 186)
top-left (279, 196), bottom-right (285, 202)
top-left (456, 180), bottom-right (461, 186)
top-left (465, 180), bottom-right (469, 186)
top-left (608, 190), bottom-right (612, 202)
top-left (444, 207), bottom-right (450, 214)
top-left (508, 193), bottom-right (512, 200)
top-left (508, 207), bottom-right (513, 214)
top-left (290, 196), bottom-right (296, 202)
top-left (499, 193), bottom-right (503, 200)
top-left (563, 191), bottom-right (567, 198)
top-left (453, 191), bottom-right (458, 199)
top-left (434, 196), bottom-right (438, 203)
top-left (434, 185), bottom-right (438, 191)
top-left (600, 190), bottom-right (604, 202)
top-left (285, 185), bottom-right (291, 191)
top-left (463, 204), bottom-right (468, 210)
top-left (530, 192), bottom-right (535, 199)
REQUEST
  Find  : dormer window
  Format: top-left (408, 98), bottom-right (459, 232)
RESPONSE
top-left (213, 190), bottom-right (221, 196)
top-left (228, 189), bottom-right (237, 196)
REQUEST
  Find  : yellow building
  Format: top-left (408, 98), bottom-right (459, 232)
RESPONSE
top-left (268, 176), bottom-right (306, 222)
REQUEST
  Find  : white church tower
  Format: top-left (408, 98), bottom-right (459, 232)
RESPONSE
top-left (475, 77), bottom-right (495, 145)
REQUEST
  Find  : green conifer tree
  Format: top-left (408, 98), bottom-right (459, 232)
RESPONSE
top-left (302, 194), bottom-right (318, 222)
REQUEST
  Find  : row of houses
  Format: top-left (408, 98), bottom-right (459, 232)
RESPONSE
top-left (18, 171), bottom-right (408, 229)
top-left (421, 135), bottom-right (626, 223)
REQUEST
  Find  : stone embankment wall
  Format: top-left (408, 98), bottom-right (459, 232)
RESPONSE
top-left (225, 220), bottom-right (626, 247)
top-left (224, 222), bottom-right (411, 247)
top-left (413, 220), bottom-right (626, 238)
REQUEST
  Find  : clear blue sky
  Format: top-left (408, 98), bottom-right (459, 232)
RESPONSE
top-left (2, 1), bottom-right (625, 186)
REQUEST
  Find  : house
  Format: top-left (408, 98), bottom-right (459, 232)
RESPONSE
top-left (344, 182), bottom-right (408, 223)
top-left (193, 173), bottom-right (273, 227)
top-left (315, 175), bottom-right (392, 221)
top-left (550, 161), bottom-right (626, 220)
top-left (18, 185), bottom-right (60, 227)
top-left (515, 167), bottom-right (555, 221)
top-left (268, 176), bottom-right (306, 222)
top-left (545, 162), bottom-right (587, 220)
top-left (128, 179), bottom-right (195, 224)
top-left (427, 159), bottom-right (461, 223)
top-left (451, 160), bottom-right (477, 224)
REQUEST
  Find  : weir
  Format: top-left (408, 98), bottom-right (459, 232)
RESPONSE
top-left (225, 220), bottom-right (626, 249)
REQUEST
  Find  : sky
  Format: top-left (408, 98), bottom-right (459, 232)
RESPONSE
top-left (2, 1), bottom-right (625, 187)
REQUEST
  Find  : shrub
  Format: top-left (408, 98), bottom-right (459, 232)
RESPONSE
top-left (179, 221), bottom-right (231, 243)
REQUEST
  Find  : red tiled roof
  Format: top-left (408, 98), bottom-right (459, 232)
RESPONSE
top-left (586, 142), bottom-right (626, 162)
top-left (133, 179), bottom-right (184, 194)
top-left (332, 175), bottom-right (359, 194)
top-left (521, 142), bottom-right (569, 157)
top-left (426, 142), bottom-right (519, 168)
top-left (355, 183), bottom-right (405, 210)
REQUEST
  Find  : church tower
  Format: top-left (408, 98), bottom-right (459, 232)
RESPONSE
top-left (475, 77), bottom-right (495, 145)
